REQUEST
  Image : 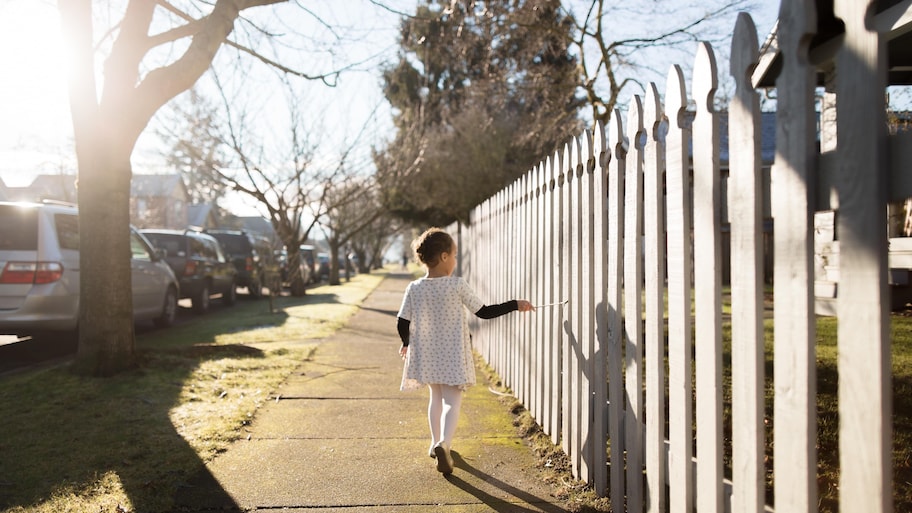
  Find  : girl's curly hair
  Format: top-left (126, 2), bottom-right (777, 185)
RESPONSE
top-left (412, 228), bottom-right (454, 268)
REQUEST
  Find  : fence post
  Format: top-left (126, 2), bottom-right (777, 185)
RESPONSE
top-left (623, 95), bottom-right (646, 513)
top-left (534, 163), bottom-right (544, 425)
top-left (592, 121), bottom-right (610, 496)
top-left (606, 108), bottom-right (627, 506)
top-left (773, 1), bottom-right (818, 511)
top-left (548, 150), bottom-right (562, 445)
top-left (665, 63), bottom-right (694, 513)
top-left (833, 1), bottom-right (892, 511)
top-left (643, 82), bottom-right (666, 513)
top-left (729, 13), bottom-right (766, 513)
top-left (569, 136), bottom-right (584, 477)
top-left (579, 131), bottom-right (596, 482)
top-left (692, 41), bottom-right (724, 513)
top-left (728, 13), bottom-right (766, 513)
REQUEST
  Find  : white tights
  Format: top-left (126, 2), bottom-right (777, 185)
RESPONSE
top-left (427, 383), bottom-right (463, 450)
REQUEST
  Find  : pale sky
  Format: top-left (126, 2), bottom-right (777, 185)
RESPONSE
top-left (0, 1), bottom-right (780, 211)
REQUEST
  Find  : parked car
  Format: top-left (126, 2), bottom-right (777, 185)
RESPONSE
top-left (300, 245), bottom-right (317, 284)
top-left (275, 248), bottom-right (289, 284)
top-left (140, 229), bottom-right (237, 314)
top-left (0, 201), bottom-right (180, 338)
top-left (206, 230), bottom-right (281, 298)
top-left (316, 252), bottom-right (330, 281)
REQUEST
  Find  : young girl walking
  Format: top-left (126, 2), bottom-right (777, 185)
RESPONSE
top-left (396, 227), bottom-right (533, 475)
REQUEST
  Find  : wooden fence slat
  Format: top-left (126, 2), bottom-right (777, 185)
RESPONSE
top-left (503, 186), bottom-right (510, 373)
top-left (580, 131), bottom-right (596, 482)
top-left (773, 1), bottom-right (818, 511)
top-left (561, 141), bottom-right (574, 462)
top-left (570, 137), bottom-right (584, 478)
top-left (693, 41), bottom-right (724, 513)
top-left (527, 169), bottom-right (535, 410)
top-left (834, 1), bottom-right (893, 512)
top-left (729, 13), bottom-right (766, 513)
top-left (624, 95), bottom-right (646, 513)
top-left (520, 173), bottom-right (529, 407)
top-left (531, 164), bottom-right (541, 426)
top-left (606, 109), bottom-right (627, 507)
top-left (665, 63), bottom-right (695, 513)
top-left (510, 181), bottom-right (522, 388)
top-left (643, 82), bottom-right (667, 513)
top-left (592, 121), bottom-right (610, 497)
top-left (549, 151), bottom-right (561, 445)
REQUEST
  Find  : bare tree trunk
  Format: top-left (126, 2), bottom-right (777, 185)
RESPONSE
top-left (61, 0), bottom-right (140, 375)
top-left (74, 142), bottom-right (137, 374)
top-left (328, 242), bottom-right (342, 285)
top-left (286, 246), bottom-right (308, 296)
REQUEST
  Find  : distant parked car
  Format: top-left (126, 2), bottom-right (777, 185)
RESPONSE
top-left (275, 248), bottom-right (289, 283)
top-left (140, 229), bottom-right (237, 314)
top-left (316, 253), bottom-right (330, 281)
top-left (206, 230), bottom-right (281, 298)
top-left (300, 245), bottom-right (317, 284)
top-left (0, 201), bottom-right (180, 339)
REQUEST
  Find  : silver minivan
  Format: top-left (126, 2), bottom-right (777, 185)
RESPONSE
top-left (0, 201), bottom-right (180, 337)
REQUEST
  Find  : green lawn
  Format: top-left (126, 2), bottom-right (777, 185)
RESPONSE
top-left (721, 311), bottom-right (911, 512)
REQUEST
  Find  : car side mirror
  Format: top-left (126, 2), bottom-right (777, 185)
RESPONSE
top-left (154, 248), bottom-right (167, 260)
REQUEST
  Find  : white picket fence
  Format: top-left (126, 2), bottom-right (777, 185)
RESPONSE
top-left (453, 2), bottom-right (895, 512)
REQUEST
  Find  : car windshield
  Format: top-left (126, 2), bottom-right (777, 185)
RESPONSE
top-left (211, 234), bottom-right (248, 253)
top-left (144, 233), bottom-right (184, 256)
top-left (0, 205), bottom-right (38, 250)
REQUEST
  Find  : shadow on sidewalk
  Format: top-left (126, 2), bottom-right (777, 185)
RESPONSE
top-left (446, 451), bottom-right (567, 513)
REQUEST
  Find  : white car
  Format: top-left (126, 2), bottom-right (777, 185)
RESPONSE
top-left (0, 201), bottom-right (180, 338)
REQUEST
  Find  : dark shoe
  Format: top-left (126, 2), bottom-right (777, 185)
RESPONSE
top-left (434, 443), bottom-right (454, 475)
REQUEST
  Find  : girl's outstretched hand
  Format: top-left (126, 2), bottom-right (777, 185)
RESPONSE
top-left (517, 300), bottom-right (534, 312)
top-left (399, 345), bottom-right (409, 359)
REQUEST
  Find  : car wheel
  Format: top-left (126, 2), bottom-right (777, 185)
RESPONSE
top-left (155, 286), bottom-right (178, 328)
top-left (193, 281), bottom-right (211, 314)
top-left (223, 281), bottom-right (237, 306)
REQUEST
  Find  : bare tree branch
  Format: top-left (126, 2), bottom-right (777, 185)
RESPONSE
top-left (154, 0), bottom-right (344, 85)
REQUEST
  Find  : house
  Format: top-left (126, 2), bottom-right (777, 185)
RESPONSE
top-left (130, 174), bottom-right (189, 229)
top-left (751, 0), bottom-right (912, 312)
top-left (187, 203), bottom-right (219, 229)
top-left (1, 174), bottom-right (78, 203)
top-left (231, 215), bottom-right (281, 248)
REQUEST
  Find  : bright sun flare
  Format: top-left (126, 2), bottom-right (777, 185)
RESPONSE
top-left (0, 0), bottom-right (73, 178)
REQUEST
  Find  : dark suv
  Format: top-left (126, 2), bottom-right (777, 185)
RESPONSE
top-left (206, 230), bottom-right (281, 298)
top-left (140, 229), bottom-right (238, 313)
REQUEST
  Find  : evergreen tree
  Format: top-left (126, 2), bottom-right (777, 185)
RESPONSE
top-left (376, 0), bottom-right (584, 226)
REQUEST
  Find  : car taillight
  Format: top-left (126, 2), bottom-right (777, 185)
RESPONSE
top-left (0, 262), bottom-right (64, 284)
top-left (184, 260), bottom-right (198, 276)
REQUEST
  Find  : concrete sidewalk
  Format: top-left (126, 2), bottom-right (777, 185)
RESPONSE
top-left (175, 272), bottom-right (571, 512)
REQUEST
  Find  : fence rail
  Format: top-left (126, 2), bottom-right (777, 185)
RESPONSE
top-left (454, 2), bottom-right (894, 511)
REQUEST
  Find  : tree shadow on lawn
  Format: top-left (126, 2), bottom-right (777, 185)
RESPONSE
top-left (0, 344), bottom-right (266, 512)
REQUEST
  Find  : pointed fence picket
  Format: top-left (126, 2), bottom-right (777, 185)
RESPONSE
top-left (456, 1), bottom-right (893, 511)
